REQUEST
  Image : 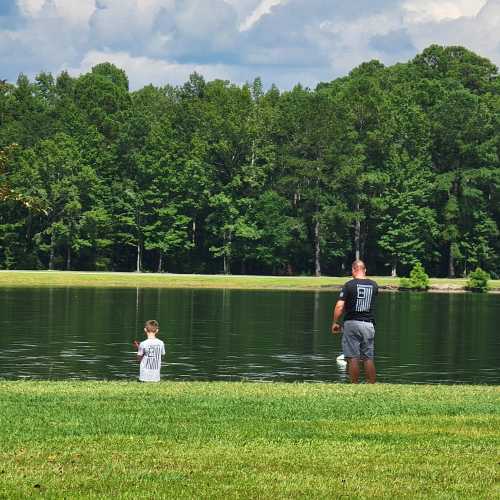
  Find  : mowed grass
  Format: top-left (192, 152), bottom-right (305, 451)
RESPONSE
top-left (0, 382), bottom-right (498, 499)
top-left (1, 270), bottom-right (499, 291)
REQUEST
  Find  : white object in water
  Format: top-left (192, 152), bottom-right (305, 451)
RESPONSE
top-left (336, 353), bottom-right (347, 368)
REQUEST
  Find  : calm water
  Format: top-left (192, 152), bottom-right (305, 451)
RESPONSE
top-left (0, 287), bottom-right (499, 384)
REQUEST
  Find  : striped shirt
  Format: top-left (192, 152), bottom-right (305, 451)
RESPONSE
top-left (138, 338), bottom-right (165, 382)
top-left (339, 278), bottom-right (378, 323)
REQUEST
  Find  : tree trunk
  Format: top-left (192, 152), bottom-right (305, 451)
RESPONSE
top-left (136, 243), bottom-right (142, 273)
top-left (66, 246), bottom-right (71, 271)
top-left (448, 178), bottom-right (459, 278)
top-left (360, 231), bottom-right (366, 261)
top-left (135, 206), bottom-right (142, 273)
top-left (223, 231), bottom-right (231, 275)
top-left (448, 244), bottom-right (455, 278)
top-left (157, 252), bottom-right (163, 273)
top-left (391, 262), bottom-right (397, 277)
top-left (223, 231), bottom-right (228, 274)
top-left (241, 259), bottom-right (246, 275)
top-left (26, 212), bottom-right (32, 248)
top-left (314, 219), bottom-right (321, 277)
top-left (48, 232), bottom-right (55, 270)
top-left (354, 202), bottom-right (361, 261)
top-left (192, 220), bottom-right (196, 246)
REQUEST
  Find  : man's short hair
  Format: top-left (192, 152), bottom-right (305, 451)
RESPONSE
top-left (144, 319), bottom-right (159, 332)
top-left (352, 260), bottom-right (366, 271)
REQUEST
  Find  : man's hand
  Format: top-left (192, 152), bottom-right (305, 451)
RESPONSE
top-left (331, 322), bottom-right (342, 335)
top-left (332, 300), bottom-right (345, 336)
top-left (133, 340), bottom-right (140, 350)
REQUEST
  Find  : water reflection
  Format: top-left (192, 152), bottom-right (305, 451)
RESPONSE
top-left (0, 287), bottom-right (499, 384)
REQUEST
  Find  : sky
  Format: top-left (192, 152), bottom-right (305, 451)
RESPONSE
top-left (1, 0), bottom-right (499, 90)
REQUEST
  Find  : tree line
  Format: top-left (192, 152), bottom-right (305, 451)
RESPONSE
top-left (1, 45), bottom-right (499, 278)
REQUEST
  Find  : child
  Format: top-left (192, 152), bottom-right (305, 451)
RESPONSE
top-left (133, 320), bottom-right (165, 382)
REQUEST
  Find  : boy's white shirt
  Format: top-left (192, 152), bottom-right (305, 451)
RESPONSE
top-left (138, 338), bottom-right (165, 382)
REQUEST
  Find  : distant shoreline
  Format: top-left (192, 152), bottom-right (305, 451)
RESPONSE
top-left (0, 270), bottom-right (498, 292)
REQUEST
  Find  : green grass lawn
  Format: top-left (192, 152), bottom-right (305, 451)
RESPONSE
top-left (0, 381), bottom-right (498, 499)
top-left (1, 270), bottom-right (498, 291)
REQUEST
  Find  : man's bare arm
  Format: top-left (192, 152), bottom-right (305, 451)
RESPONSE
top-left (332, 300), bottom-right (345, 335)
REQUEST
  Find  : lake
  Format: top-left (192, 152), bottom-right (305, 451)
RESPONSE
top-left (0, 287), bottom-right (499, 384)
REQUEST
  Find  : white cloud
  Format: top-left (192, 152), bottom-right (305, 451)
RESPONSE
top-left (477, 0), bottom-right (500, 27)
top-left (135, 0), bottom-right (175, 14)
top-left (17, 0), bottom-right (46, 16)
top-left (52, 0), bottom-right (96, 25)
top-left (407, 0), bottom-right (500, 66)
top-left (90, 0), bottom-right (159, 44)
top-left (62, 48), bottom-right (317, 90)
top-left (314, 12), bottom-right (405, 74)
top-left (240, 0), bottom-right (286, 31)
top-left (3, 0), bottom-right (500, 90)
top-left (64, 50), bottom-right (238, 88)
top-left (403, 0), bottom-right (488, 23)
top-left (17, 0), bottom-right (96, 24)
top-left (223, 0), bottom-right (261, 22)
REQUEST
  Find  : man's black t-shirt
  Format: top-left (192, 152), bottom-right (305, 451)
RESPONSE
top-left (339, 278), bottom-right (378, 323)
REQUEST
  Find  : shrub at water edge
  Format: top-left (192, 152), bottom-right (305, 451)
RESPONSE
top-left (466, 267), bottom-right (490, 293)
top-left (399, 262), bottom-right (430, 291)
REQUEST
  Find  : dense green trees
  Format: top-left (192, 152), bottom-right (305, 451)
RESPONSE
top-left (1, 45), bottom-right (499, 277)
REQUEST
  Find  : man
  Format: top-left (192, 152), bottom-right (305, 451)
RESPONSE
top-left (332, 260), bottom-right (378, 383)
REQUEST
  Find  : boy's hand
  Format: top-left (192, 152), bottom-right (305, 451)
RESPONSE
top-left (133, 340), bottom-right (140, 349)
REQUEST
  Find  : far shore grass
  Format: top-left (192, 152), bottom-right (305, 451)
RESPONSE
top-left (1, 270), bottom-right (499, 291)
top-left (0, 381), bottom-right (498, 499)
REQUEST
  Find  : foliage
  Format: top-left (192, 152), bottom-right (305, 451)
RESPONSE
top-left (0, 48), bottom-right (499, 276)
top-left (466, 267), bottom-right (490, 292)
top-left (399, 262), bottom-right (430, 290)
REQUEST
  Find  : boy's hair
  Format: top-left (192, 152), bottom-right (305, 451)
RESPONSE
top-left (144, 319), bottom-right (159, 333)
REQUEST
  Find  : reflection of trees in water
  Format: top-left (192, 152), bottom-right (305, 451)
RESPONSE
top-left (1, 290), bottom-right (498, 382)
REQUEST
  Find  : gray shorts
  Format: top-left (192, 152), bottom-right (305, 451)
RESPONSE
top-left (342, 320), bottom-right (375, 360)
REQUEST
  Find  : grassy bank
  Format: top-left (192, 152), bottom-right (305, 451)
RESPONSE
top-left (0, 381), bottom-right (498, 499)
top-left (1, 270), bottom-right (499, 291)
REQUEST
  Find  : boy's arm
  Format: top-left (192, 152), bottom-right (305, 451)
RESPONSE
top-left (133, 341), bottom-right (144, 362)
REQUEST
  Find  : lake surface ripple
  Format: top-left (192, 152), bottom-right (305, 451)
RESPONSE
top-left (1, 288), bottom-right (499, 384)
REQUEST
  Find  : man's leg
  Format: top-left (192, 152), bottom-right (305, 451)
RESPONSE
top-left (360, 323), bottom-right (376, 383)
top-left (363, 359), bottom-right (376, 384)
top-left (347, 357), bottom-right (360, 384)
top-left (342, 322), bottom-right (360, 384)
